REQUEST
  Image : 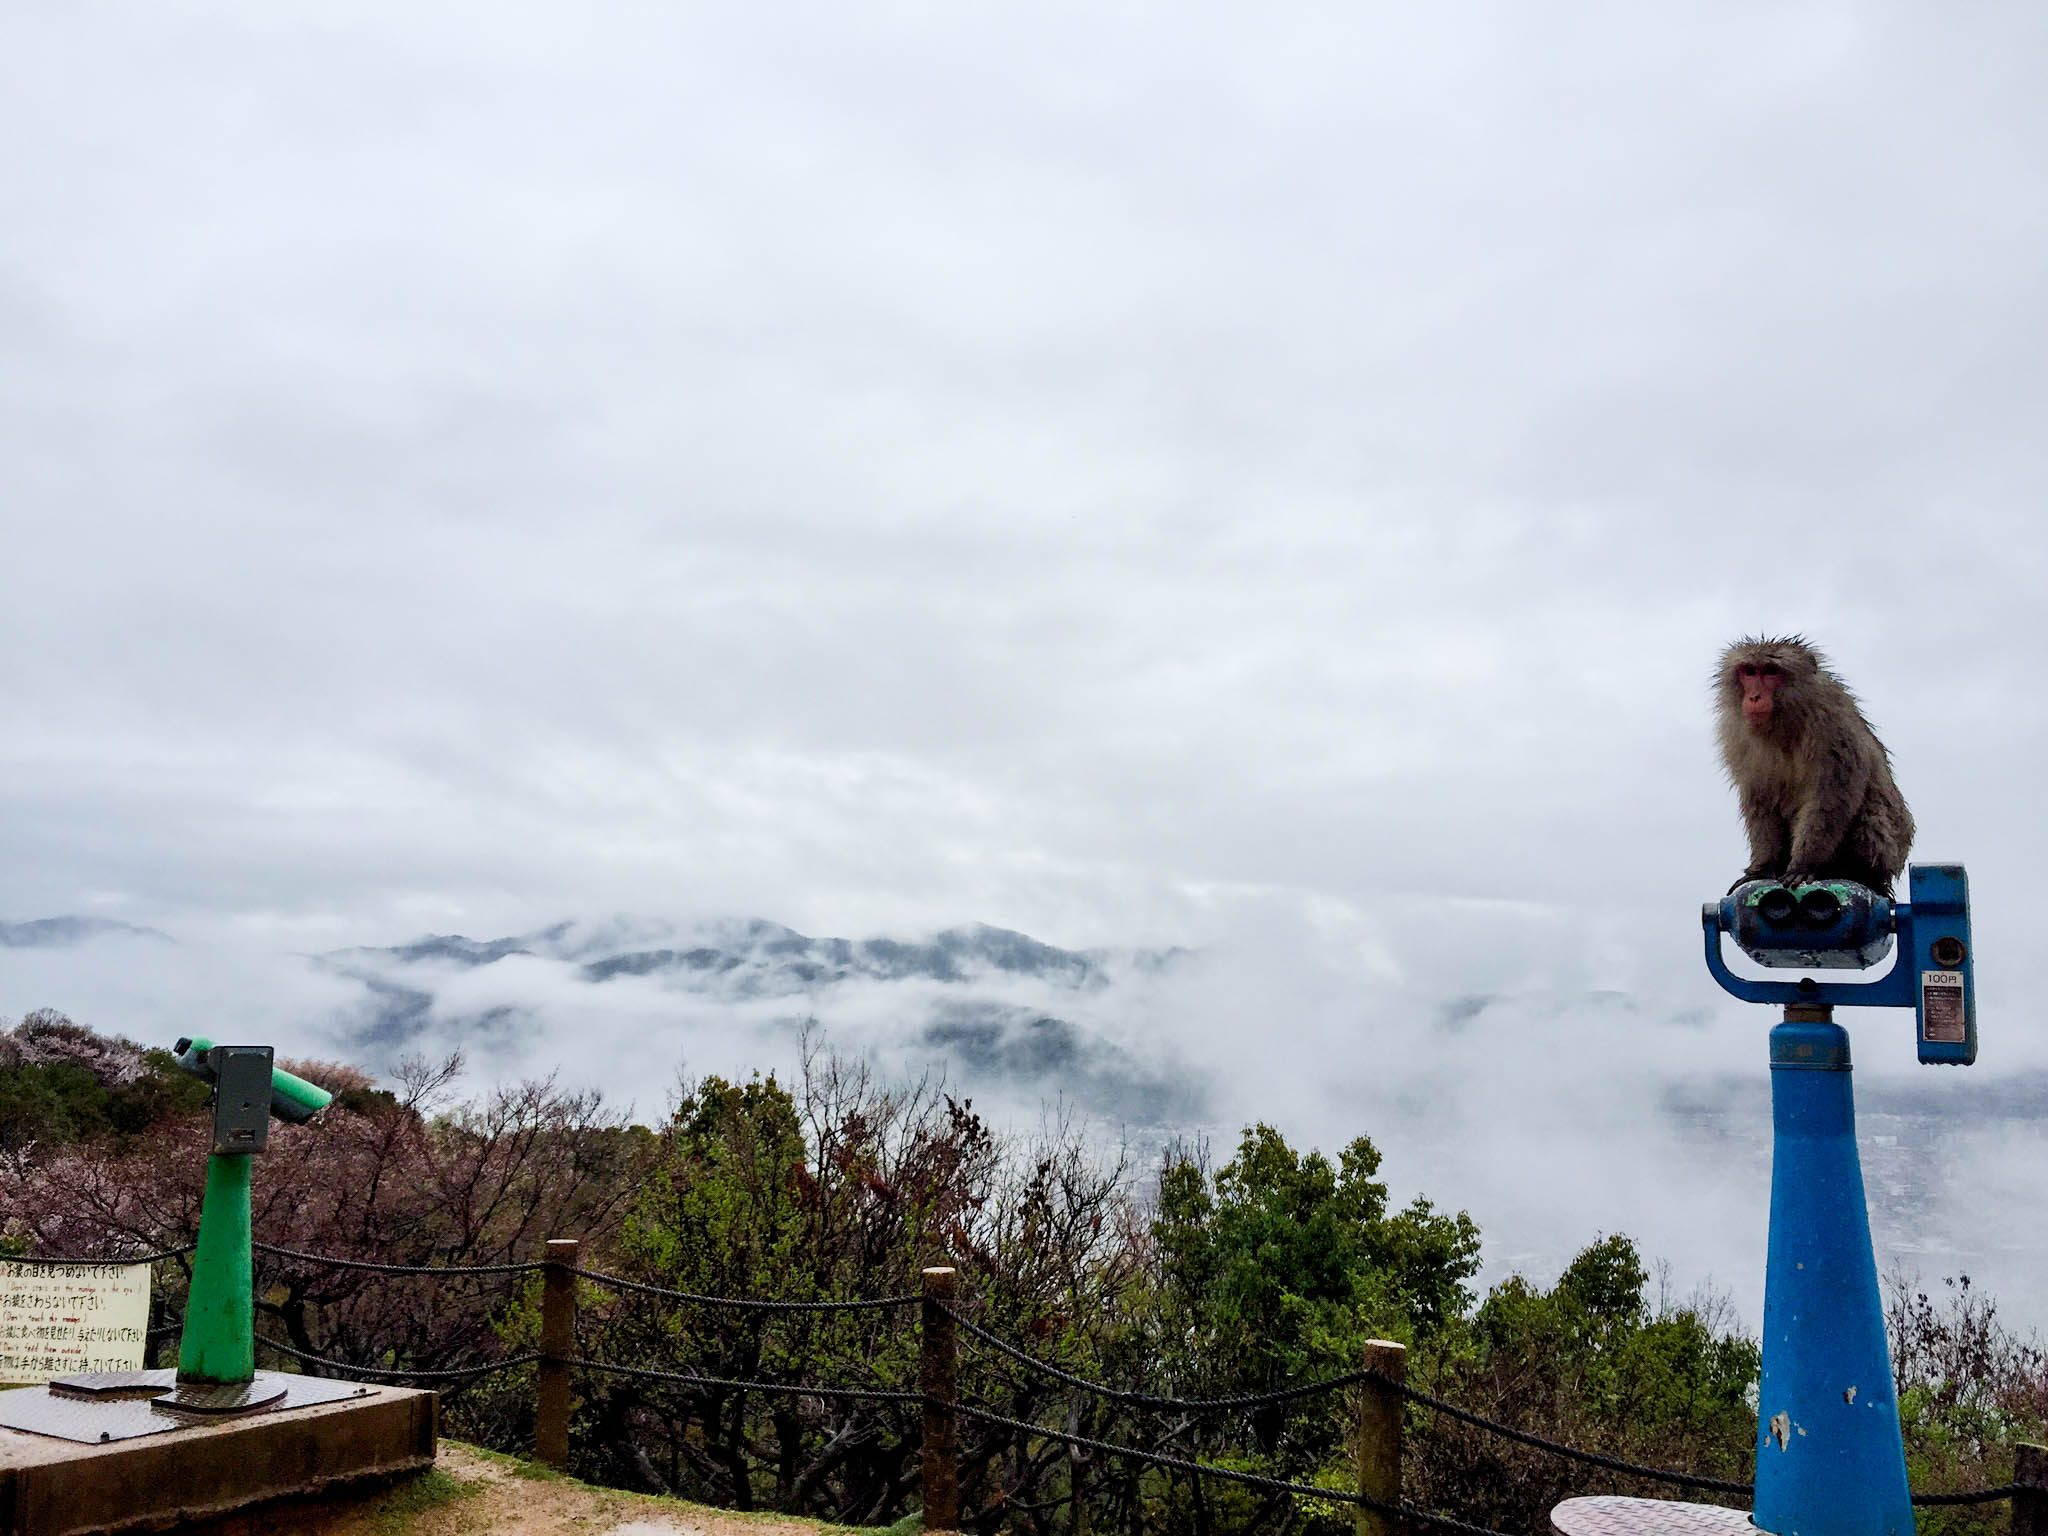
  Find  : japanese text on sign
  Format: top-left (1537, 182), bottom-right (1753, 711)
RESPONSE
top-left (1922, 970), bottom-right (1967, 1044)
top-left (0, 1260), bottom-right (151, 1382)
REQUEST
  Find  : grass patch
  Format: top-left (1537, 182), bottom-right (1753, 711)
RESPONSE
top-left (443, 1440), bottom-right (517, 1466)
top-left (442, 1441), bottom-right (563, 1481)
top-left (372, 1468), bottom-right (481, 1533)
top-left (436, 1441), bottom-right (895, 1533)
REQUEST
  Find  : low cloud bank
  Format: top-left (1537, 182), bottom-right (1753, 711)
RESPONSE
top-left (0, 900), bottom-right (2036, 1332)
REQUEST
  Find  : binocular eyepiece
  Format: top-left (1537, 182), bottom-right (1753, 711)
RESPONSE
top-left (1718, 879), bottom-right (1895, 970)
top-left (1753, 884), bottom-right (1843, 928)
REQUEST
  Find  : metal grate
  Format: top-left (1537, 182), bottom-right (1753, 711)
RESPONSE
top-left (1550, 1496), bottom-right (1755, 1536)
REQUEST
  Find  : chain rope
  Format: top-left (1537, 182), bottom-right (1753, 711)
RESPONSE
top-left (947, 1399), bottom-right (1513, 1536)
top-left (941, 1306), bottom-right (1751, 1498)
top-left (569, 1264), bottom-right (917, 1312)
top-left (570, 1356), bottom-right (923, 1404)
top-left (944, 1304), bottom-right (1372, 1412)
top-left (1379, 1370), bottom-right (1755, 1496)
top-left (3, 1243), bottom-right (195, 1266)
top-left (253, 1241), bottom-right (540, 1276)
top-left (253, 1334), bottom-right (541, 1382)
top-left (1912, 1484), bottom-right (2022, 1507)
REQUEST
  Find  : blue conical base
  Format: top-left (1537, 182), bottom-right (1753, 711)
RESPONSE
top-left (1754, 1018), bottom-right (1913, 1536)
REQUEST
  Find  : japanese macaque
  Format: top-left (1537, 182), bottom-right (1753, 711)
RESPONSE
top-left (1715, 636), bottom-right (1914, 894)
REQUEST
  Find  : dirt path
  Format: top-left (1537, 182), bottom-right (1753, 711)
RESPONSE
top-left (182, 1441), bottom-right (916, 1536)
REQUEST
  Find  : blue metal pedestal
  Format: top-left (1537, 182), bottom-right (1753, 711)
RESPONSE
top-left (1753, 1010), bottom-right (1913, 1536)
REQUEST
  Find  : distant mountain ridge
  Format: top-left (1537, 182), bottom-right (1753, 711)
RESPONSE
top-left (335, 918), bottom-right (1129, 998)
top-left (0, 916), bottom-right (169, 948)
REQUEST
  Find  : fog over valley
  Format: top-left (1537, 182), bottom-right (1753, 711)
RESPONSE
top-left (7, 902), bottom-right (2044, 1333)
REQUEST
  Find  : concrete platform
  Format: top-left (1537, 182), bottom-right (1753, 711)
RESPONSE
top-left (0, 1385), bottom-right (436, 1535)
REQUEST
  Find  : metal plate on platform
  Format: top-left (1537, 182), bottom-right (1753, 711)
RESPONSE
top-left (49, 1368), bottom-right (177, 1398)
top-left (151, 1379), bottom-right (289, 1416)
top-left (0, 1370), bottom-right (377, 1444)
top-left (1551, 1496), bottom-right (1754, 1536)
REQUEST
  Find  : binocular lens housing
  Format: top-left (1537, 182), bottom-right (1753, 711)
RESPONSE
top-left (1798, 888), bottom-right (1841, 925)
top-left (1721, 880), bottom-right (1894, 970)
top-left (1752, 886), bottom-right (1844, 927)
top-left (1703, 865), bottom-right (1976, 1067)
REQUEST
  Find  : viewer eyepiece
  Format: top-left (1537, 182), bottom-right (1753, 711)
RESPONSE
top-left (1798, 888), bottom-right (1841, 926)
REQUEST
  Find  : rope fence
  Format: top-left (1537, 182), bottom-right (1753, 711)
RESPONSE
top-left (1383, 1369), bottom-right (1756, 1497)
top-left (571, 1356), bottom-right (924, 1406)
top-left (945, 1302), bottom-right (1376, 1413)
top-left (946, 1397), bottom-right (1508, 1536)
top-left (256, 1335), bottom-right (543, 1384)
top-left (568, 1263), bottom-right (918, 1312)
top-left (252, 1241), bottom-right (541, 1277)
top-left (1917, 1484), bottom-right (2027, 1508)
top-left (2, 1242), bottom-right (195, 1266)
top-left (25, 1237), bottom-right (2045, 1534)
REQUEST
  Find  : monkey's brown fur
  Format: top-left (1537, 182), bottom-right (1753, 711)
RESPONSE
top-left (1715, 636), bottom-right (1914, 893)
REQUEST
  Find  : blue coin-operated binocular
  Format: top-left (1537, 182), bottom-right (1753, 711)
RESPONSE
top-left (1703, 863), bottom-right (1975, 1064)
top-left (1696, 862), bottom-right (1976, 1536)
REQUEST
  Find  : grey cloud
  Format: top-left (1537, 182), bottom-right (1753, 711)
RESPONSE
top-left (2, 2), bottom-right (2046, 1323)
top-left (304, 915), bottom-right (1201, 1129)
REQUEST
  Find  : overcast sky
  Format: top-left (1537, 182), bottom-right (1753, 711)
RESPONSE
top-left (5, 3), bottom-right (2048, 1317)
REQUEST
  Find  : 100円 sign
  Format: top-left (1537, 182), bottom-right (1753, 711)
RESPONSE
top-left (0, 1260), bottom-right (150, 1382)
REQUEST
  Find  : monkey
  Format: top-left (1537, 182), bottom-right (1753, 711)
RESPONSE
top-left (1715, 635), bottom-right (1914, 894)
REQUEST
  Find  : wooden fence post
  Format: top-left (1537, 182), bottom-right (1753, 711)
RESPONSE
top-left (1356, 1338), bottom-right (1407, 1536)
top-left (2014, 1443), bottom-right (2048, 1536)
top-left (1067, 1392), bottom-right (1090, 1536)
top-left (922, 1266), bottom-right (960, 1533)
top-left (535, 1237), bottom-right (579, 1471)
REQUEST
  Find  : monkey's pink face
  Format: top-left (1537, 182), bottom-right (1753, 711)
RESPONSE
top-left (1736, 662), bottom-right (1783, 729)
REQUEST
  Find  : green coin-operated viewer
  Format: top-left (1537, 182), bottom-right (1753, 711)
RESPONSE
top-left (170, 1038), bottom-right (334, 1385)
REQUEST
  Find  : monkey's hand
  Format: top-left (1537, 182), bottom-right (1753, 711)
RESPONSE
top-left (1781, 869), bottom-right (1817, 890)
top-left (1729, 865), bottom-right (1783, 894)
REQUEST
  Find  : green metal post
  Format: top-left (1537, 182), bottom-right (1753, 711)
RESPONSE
top-left (178, 1152), bottom-right (255, 1383)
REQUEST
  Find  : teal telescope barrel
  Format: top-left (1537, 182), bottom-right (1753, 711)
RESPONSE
top-left (174, 1035), bottom-right (333, 1122)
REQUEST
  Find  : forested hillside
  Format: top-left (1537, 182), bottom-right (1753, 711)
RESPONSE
top-left (0, 1010), bottom-right (2032, 1534)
